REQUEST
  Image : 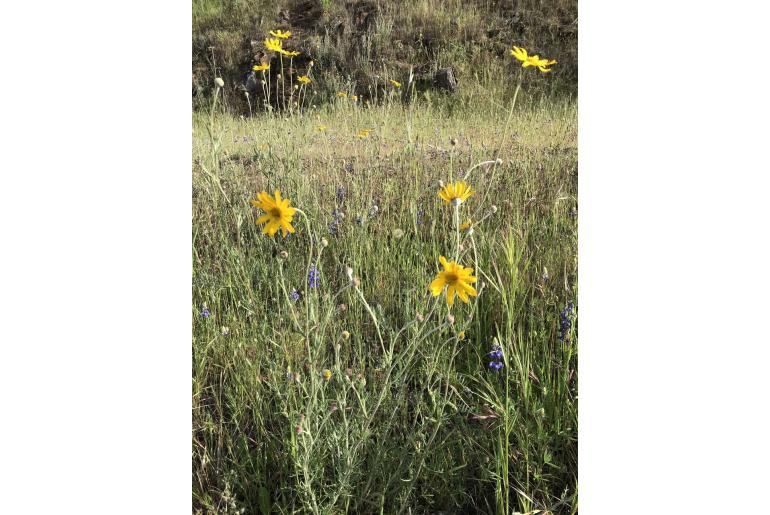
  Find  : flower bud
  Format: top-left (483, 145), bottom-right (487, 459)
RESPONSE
top-left (345, 266), bottom-right (354, 281)
top-left (341, 330), bottom-right (350, 340)
top-left (279, 250), bottom-right (289, 260)
top-left (416, 312), bottom-right (424, 323)
top-left (438, 179), bottom-right (445, 188)
top-left (214, 77), bottom-right (224, 88)
top-left (490, 205), bottom-right (498, 214)
top-left (320, 238), bottom-right (329, 247)
top-left (446, 314), bottom-right (455, 325)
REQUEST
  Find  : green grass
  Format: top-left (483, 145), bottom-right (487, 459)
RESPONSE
top-left (192, 91), bottom-right (577, 513)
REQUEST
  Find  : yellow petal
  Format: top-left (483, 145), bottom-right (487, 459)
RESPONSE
top-left (446, 285), bottom-right (456, 306)
top-left (430, 275), bottom-right (446, 296)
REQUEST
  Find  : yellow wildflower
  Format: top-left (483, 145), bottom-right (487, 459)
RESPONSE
top-left (317, 124), bottom-right (327, 132)
top-left (297, 75), bottom-right (311, 84)
top-left (250, 190), bottom-right (297, 237)
top-left (459, 219), bottom-right (473, 231)
top-left (389, 79), bottom-right (401, 88)
top-left (429, 256), bottom-right (478, 306)
top-left (458, 330), bottom-right (466, 341)
top-left (322, 369), bottom-right (332, 381)
top-left (438, 181), bottom-right (474, 205)
top-left (269, 29), bottom-right (291, 39)
top-left (264, 38), bottom-right (283, 53)
top-left (510, 45), bottom-right (557, 73)
top-left (356, 128), bottom-right (372, 138)
top-left (337, 91), bottom-right (348, 98)
top-left (252, 63), bottom-right (270, 72)
top-left (351, 95), bottom-right (358, 101)
top-left (280, 48), bottom-right (300, 57)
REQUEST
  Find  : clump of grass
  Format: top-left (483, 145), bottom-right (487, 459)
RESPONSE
top-left (193, 82), bottom-right (577, 513)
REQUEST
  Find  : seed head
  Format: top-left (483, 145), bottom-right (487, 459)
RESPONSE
top-left (353, 277), bottom-right (361, 288)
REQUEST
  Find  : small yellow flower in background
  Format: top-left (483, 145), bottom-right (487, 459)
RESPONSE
top-left (389, 79), bottom-right (401, 88)
top-left (253, 63), bottom-right (270, 72)
top-left (459, 219), bottom-right (473, 231)
top-left (429, 256), bottom-right (478, 306)
top-left (356, 128), bottom-right (372, 138)
top-left (351, 95), bottom-right (358, 101)
top-left (280, 48), bottom-right (300, 57)
top-left (510, 45), bottom-right (557, 73)
top-left (322, 369), bottom-right (332, 381)
top-left (264, 38), bottom-right (283, 53)
top-left (458, 330), bottom-right (466, 341)
top-left (337, 91), bottom-right (348, 97)
top-left (250, 190), bottom-right (297, 237)
top-left (270, 29), bottom-right (291, 39)
top-left (297, 75), bottom-right (311, 84)
top-left (317, 124), bottom-right (327, 132)
top-left (438, 181), bottom-right (474, 205)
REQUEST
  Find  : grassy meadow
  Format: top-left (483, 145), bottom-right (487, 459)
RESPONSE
top-left (193, 88), bottom-right (578, 513)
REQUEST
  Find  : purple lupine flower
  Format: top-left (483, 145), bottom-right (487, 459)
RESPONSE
top-left (416, 208), bottom-right (425, 226)
top-left (487, 347), bottom-right (504, 361)
top-left (487, 344), bottom-right (504, 371)
top-left (336, 186), bottom-right (346, 203)
top-left (488, 361), bottom-right (504, 371)
top-left (308, 265), bottom-right (320, 288)
top-left (290, 289), bottom-right (300, 301)
top-left (559, 301), bottom-right (575, 342)
top-left (200, 308), bottom-right (211, 318)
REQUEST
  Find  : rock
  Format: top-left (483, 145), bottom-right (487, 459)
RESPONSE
top-left (434, 67), bottom-right (458, 92)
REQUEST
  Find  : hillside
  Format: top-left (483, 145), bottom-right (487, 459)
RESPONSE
top-left (193, 0), bottom-right (577, 113)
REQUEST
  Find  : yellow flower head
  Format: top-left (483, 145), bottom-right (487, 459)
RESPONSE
top-left (351, 95), bottom-right (358, 101)
top-left (317, 124), bottom-right (327, 132)
top-left (356, 128), bottom-right (372, 138)
top-left (269, 29), bottom-right (291, 39)
top-left (511, 45), bottom-right (557, 73)
top-left (459, 219), bottom-right (473, 231)
top-left (337, 91), bottom-right (348, 97)
top-left (250, 190), bottom-right (297, 237)
top-left (280, 48), bottom-right (300, 57)
top-left (389, 79), bottom-right (401, 88)
top-left (264, 38), bottom-right (283, 53)
top-left (297, 75), bottom-right (311, 84)
top-left (252, 63), bottom-right (270, 72)
top-left (429, 256), bottom-right (478, 306)
top-left (458, 330), bottom-right (466, 341)
top-left (438, 181), bottom-right (474, 205)
top-left (322, 369), bottom-right (332, 381)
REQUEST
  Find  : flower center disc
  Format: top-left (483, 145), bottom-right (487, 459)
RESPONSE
top-left (445, 272), bottom-right (459, 284)
top-left (270, 207), bottom-right (282, 218)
